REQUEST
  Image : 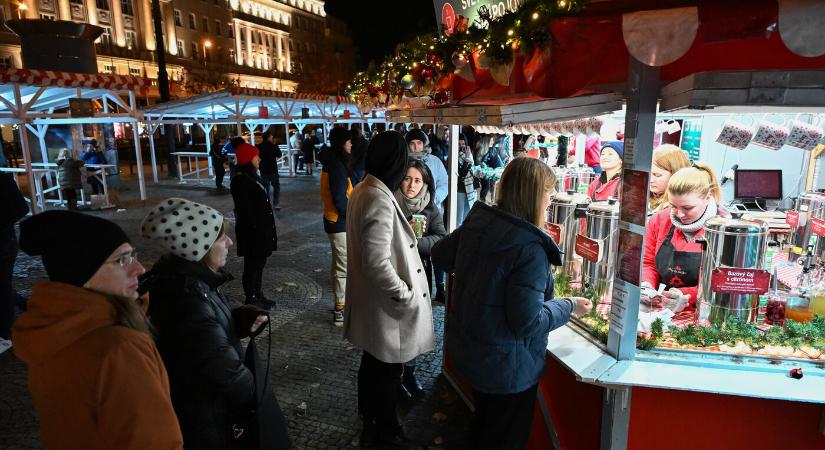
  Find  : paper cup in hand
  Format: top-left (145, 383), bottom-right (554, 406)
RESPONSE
top-left (410, 214), bottom-right (427, 239)
top-left (786, 120), bottom-right (823, 151)
top-left (751, 120), bottom-right (789, 150)
top-left (715, 121), bottom-right (754, 150)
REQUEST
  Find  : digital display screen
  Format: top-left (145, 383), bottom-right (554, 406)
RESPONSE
top-left (734, 169), bottom-right (783, 200)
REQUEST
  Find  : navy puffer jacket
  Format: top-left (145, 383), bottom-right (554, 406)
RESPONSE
top-left (431, 202), bottom-right (573, 394)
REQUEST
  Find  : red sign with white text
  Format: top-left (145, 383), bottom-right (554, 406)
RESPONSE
top-left (785, 210), bottom-right (799, 227)
top-left (546, 223), bottom-right (563, 245)
top-left (575, 234), bottom-right (601, 263)
top-left (811, 217), bottom-right (825, 237)
top-left (710, 268), bottom-right (770, 295)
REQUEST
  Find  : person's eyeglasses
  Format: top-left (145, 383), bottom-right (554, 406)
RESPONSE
top-left (108, 250), bottom-right (139, 268)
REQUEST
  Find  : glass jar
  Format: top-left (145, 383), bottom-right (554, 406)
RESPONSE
top-left (810, 285), bottom-right (825, 318)
top-left (765, 292), bottom-right (787, 326)
top-left (785, 295), bottom-right (814, 323)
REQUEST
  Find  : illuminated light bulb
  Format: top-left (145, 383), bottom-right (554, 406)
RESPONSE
top-left (532, 11), bottom-right (539, 20)
top-left (558, 0), bottom-right (567, 7)
top-left (507, 29), bottom-right (514, 36)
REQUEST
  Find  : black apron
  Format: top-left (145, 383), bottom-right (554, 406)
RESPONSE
top-left (654, 224), bottom-right (702, 290)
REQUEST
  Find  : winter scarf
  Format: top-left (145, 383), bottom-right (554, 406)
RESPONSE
top-left (670, 197), bottom-right (718, 233)
top-left (395, 187), bottom-right (431, 216)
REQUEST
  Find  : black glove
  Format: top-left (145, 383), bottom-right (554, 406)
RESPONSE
top-left (232, 304), bottom-right (269, 339)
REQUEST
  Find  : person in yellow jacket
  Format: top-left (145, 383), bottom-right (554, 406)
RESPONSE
top-left (319, 127), bottom-right (353, 326)
top-left (13, 211), bottom-right (183, 450)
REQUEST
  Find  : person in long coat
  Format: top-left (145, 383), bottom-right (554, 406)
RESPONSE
top-left (344, 131), bottom-right (434, 448)
top-left (141, 198), bottom-right (287, 450)
top-left (393, 158), bottom-right (446, 400)
top-left (12, 211), bottom-right (183, 450)
top-left (231, 143), bottom-right (278, 306)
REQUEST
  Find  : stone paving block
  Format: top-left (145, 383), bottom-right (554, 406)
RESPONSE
top-left (0, 175), bottom-right (471, 450)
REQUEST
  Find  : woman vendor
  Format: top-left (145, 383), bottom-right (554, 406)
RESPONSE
top-left (649, 145), bottom-right (691, 213)
top-left (642, 163), bottom-right (725, 312)
top-left (586, 141), bottom-right (623, 201)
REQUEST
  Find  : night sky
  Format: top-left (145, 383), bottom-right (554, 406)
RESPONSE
top-left (324, 0), bottom-right (437, 71)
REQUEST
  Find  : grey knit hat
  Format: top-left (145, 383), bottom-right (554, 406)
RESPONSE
top-left (141, 198), bottom-right (225, 262)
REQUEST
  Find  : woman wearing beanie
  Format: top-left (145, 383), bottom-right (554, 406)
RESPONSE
top-left (140, 198), bottom-right (289, 450)
top-left (317, 126), bottom-right (353, 326)
top-left (431, 158), bottom-right (592, 450)
top-left (12, 211), bottom-right (183, 450)
top-left (642, 163), bottom-right (726, 313)
top-left (231, 143), bottom-right (278, 306)
top-left (345, 131), bottom-right (434, 448)
top-left (393, 159), bottom-right (447, 401)
top-left (586, 141), bottom-right (624, 201)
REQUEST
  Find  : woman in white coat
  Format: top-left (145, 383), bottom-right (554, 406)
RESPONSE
top-left (344, 131), bottom-right (434, 449)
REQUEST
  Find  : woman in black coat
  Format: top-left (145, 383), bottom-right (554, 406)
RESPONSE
top-left (393, 159), bottom-right (447, 401)
top-left (231, 143), bottom-right (278, 305)
top-left (140, 198), bottom-right (288, 450)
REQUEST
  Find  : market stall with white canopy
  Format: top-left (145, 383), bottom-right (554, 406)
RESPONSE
top-left (0, 67), bottom-right (149, 214)
top-left (141, 87), bottom-right (386, 180)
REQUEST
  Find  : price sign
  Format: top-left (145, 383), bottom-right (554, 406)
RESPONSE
top-left (546, 223), bottom-right (563, 245)
top-left (575, 234), bottom-right (601, 263)
top-left (785, 210), bottom-right (799, 227)
top-left (811, 217), bottom-right (825, 237)
top-left (710, 268), bottom-right (770, 295)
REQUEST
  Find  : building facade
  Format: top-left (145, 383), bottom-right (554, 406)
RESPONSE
top-left (0, 0), bottom-right (354, 100)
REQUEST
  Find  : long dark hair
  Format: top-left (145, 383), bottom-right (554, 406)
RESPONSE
top-left (405, 159), bottom-right (435, 198)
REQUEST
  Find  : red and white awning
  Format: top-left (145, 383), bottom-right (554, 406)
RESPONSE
top-left (0, 67), bottom-right (148, 93)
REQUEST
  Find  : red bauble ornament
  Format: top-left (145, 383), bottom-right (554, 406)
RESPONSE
top-left (421, 68), bottom-right (434, 80)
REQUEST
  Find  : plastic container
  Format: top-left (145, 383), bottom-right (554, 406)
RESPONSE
top-left (785, 295), bottom-right (814, 323)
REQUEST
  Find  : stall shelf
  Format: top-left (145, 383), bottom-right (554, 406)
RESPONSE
top-left (141, 87), bottom-right (386, 182)
top-left (0, 67), bottom-right (149, 213)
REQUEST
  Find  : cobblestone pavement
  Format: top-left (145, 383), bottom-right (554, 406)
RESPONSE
top-left (0, 170), bottom-right (471, 449)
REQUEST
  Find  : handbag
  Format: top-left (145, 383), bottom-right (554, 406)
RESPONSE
top-left (233, 329), bottom-right (291, 449)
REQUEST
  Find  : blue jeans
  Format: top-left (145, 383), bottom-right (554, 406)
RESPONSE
top-left (260, 172), bottom-right (280, 207)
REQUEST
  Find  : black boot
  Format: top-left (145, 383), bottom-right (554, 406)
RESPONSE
top-left (434, 285), bottom-right (445, 304)
top-left (401, 367), bottom-right (424, 400)
top-left (256, 292), bottom-right (277, 306)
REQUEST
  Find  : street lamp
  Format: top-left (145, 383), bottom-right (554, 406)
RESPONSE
top-left (16, 2), bottom-right (27, 19)
top-left (202, 39), bottom-right (212, 62)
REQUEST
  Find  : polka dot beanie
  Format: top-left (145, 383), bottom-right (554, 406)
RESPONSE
top-left (141, 198), bottom-right (225, 262)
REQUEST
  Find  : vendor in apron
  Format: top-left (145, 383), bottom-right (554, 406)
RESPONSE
top-left (587, 141), bottom-right (623, 201)
top-left (641, 162), bottom-right (726, 312)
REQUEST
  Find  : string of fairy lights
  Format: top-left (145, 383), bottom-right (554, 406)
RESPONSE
top-left (346, 0), bottom-right (586, 109)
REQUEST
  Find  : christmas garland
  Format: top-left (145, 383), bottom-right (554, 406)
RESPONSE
top-left (346, 0), bottom-right (587, 110)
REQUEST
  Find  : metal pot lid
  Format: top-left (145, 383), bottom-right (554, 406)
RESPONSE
top-left (704, 217), bottom-right (769, 234)
top-left (553, 192), bottom-right (589, 204)
top-left (587, 201), bottom-right (620, 214)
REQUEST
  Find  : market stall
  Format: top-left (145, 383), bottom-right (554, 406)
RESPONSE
top-left (381, 1), bottom-right (825, 449)
top-left (141, 87), bottom-right (386, 182)
top-left (0, 67), bottom-right (149, 213)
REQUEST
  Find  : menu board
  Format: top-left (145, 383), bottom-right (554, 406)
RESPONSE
top-left (680, 119), bottom-right (703, 161)
top-left (619, 169), bottom-right (650, 226)
top-left (617, 229), bottom-right (644, 286)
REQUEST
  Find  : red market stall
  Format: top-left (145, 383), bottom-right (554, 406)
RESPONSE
top-left (385, 1), bottom-right (825, 449)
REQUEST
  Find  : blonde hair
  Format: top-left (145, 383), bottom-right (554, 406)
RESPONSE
top-left (666, 161), bottom-right (722, 204)
top-left (496, 157), bottom-right (556, 227)
top-left (57, 148), bottom-right (71, 160)
top-left (651, 145), bottom-right (691, 210)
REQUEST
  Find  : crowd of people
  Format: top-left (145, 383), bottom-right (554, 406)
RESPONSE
top-left (1, 117), bottom-right (734, 450)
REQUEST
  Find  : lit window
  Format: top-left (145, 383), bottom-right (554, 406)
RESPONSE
top-left (120, 0), bottom-right (133, 16)
top-left (103, 64), bottom-right (115, 74)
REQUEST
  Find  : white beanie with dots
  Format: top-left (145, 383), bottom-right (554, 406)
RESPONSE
top-left (141, 197), bottom-right (225, 262)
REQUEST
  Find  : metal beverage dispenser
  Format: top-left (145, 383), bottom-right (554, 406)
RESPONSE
top-left (696, 217), bottom-right (769, 325)
top-left (789, 191), bottom-right (825, 261)
top-left (581, 201), bottom-right (620, 302)
top-left (547, 192), bottom-right (589, 279)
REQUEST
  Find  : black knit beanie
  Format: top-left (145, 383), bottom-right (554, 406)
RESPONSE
top-left (404, 128), bottom-right (429, 147)
top-left (366, 131), bottom-right (409, 191)
top-left (19, 211), bottom-right (130, 287)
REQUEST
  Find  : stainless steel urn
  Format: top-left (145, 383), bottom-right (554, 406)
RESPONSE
top-left (547, 192), bottom-right (589, 279)
top-left (789, 191), bottom-right (825, 261)
top-left (581, 201), bottom-right (620, 303)
top-left (696, 217), bottom-right (769, 325)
